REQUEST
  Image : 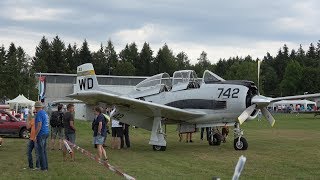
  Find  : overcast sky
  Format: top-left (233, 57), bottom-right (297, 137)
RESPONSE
top-left (1, 0), bottom-right (319, 64)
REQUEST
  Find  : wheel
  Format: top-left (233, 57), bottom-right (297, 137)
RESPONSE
top-left (153, 145), bottom-right (166, 151)
top-left (208, 133), bottom-right (222, 146)
top-left (234, 137), bottom-right (248, 150)
top-left (19, 128), bottom-right (29, 139)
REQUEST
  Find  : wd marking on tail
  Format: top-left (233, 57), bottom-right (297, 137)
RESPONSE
top-left (78, 78), bottom-right (94, 90)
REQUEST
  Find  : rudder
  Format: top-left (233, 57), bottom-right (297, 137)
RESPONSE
top-left (75, 63), bottom-right (100, 92)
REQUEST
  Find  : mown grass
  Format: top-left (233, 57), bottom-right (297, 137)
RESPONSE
top-left (0, 114), bottom-right (320, 179)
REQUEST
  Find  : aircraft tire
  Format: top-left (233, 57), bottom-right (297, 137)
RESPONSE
top-left (234, 137), bottom-right (248, 150)
top-left (208, 133), bottom-right (222, 146)
top-left (153, 145), bottom-right (166, 151)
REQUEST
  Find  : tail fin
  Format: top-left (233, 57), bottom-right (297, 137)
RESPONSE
top-left (75, 63), bottom-right (100, 92)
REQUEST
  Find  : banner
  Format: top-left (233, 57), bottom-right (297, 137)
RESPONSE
top-left (38, 76), bottom-right (46, 102)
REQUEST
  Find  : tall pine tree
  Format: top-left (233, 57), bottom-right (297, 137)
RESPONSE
top-left (33, 36), bottom-right (50, 73)
top-left (79, 39), bottom-right (92, 64)
top-left (92, 43), bottom-right (108, 75)
top-left (105, 40), bottom-right (118, 75)
top-left (139, 42), bottom-right (153, 76)
top-left (49, 35), bottom-right (66, 73)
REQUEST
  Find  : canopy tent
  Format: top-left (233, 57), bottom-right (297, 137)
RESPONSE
top-left (270, 99), bottom-right (316, 111)
top-left (6, 94), bottom-right (35, 112)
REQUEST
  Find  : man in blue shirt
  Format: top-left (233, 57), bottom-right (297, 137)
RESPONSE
top-left (92, 106), bottom-right (108, 161)
top-left (34, 101), bottom-right (49, 171)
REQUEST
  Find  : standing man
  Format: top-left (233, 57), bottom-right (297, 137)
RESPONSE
top-left (63, 104), bottom-right (76, 161)
top-left (200, 127), bottom-right (209, 141)
top-left (92, 107), bottom-right (108, 161)
top-left (121, 123), bottom-right (130, 148)
top-left (111, 116), bottom-right (123, 150)
top-left (50, 104), bottom-right (64, 150)
top-left (34, 101), bottom-right (49, 171)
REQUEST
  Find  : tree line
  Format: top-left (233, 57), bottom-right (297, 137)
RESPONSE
top-left (0, 36), bottom-right (320, 100)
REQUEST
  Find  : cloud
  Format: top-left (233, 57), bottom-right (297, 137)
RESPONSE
top-left (0, 0), bottom-right (319, 66)
top-left (112, 24), bottom-right (175, 45)
top-left (1, 7), bottom-right (70, 21)
top-left (271, 1), bottom-right (320, 35)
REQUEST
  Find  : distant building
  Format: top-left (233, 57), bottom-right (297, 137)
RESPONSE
top-left (35, 73), bottom-right (147, 120)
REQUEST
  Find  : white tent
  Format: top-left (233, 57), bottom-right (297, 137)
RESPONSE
top-left (6, 94), bottom-right (35, 112)
top-left (270, 99), bottom-right (316, 111)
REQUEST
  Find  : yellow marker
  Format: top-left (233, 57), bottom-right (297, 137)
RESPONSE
top-left (77, 70), bottom-right (95, 76)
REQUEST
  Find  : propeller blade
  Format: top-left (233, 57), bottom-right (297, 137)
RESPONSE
top-left (238, 104), bottom-right (257, 125)
top-left (261, 107), bottom-right (275, 127)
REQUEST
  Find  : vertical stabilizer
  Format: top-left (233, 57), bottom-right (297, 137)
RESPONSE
top-left (75, 63), bottom-right (100, 92)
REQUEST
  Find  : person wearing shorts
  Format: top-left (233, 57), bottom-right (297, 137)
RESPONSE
top-left (92, 107), bottom-right (108, 161)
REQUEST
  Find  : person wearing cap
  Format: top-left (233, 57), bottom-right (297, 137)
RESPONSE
top-left (34, 101), bottom-right (49, 171)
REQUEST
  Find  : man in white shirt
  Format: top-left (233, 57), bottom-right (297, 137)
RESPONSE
top-left (111, 118), bottom-right (123, 150)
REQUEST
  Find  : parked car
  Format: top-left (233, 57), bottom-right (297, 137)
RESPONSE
top-left (0, 110), bottom-right (29, 138)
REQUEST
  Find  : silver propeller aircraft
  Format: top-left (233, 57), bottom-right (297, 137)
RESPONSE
top-left (69, 63), bottom-right (320, 151)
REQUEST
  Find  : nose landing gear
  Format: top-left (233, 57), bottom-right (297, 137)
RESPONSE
top-left (233, 123), bottom-right (248, 150)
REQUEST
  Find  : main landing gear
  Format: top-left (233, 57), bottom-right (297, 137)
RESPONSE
top-left (149, 117), bottom-right (167, 151)
top-left (233, 123), bottom-right (248, 150)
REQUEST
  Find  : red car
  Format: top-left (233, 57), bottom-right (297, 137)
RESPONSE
top-left (0, 110), bottom-right (29, 138)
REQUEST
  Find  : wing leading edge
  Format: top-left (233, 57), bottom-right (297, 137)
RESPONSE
top-left (68, 90), bottom-right (206, 121)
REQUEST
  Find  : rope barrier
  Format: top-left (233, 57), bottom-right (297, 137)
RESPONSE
top-left (63, 140), bottom-right (136, 180)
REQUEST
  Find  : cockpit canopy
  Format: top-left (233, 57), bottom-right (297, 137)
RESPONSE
top-left (134, 69), bottom-right (225, 93)
top-left (172, 70), bottom-right (198, 86)
top-left (171, 70), bottom-right (200, 91)
top-left (135, 73), bottom-right (171, 91)
top-left (202, 70), bottom-right (225, 84)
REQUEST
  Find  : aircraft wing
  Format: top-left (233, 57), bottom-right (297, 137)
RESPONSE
top-left (68, 90), bottom-right (206, 121)
top-left (51, 99), bottom-right (84, 104)
top-left (271, 93), bottom-right (320, 102)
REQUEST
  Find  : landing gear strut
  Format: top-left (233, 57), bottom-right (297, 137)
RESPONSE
top-left (233, 123), bottom-right (248, 150)
top-left (149, 117), bottom-right (167, 151)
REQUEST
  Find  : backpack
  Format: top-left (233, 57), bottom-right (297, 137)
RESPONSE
top-left (50, 111), bottom-right (64, 127)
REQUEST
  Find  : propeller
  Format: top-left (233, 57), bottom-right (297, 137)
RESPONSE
top-left (237, 60), bottom-right (276, 126)
top-left (237, 95), bottom-right (275, 126)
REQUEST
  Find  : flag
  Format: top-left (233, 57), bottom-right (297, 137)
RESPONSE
top-left (38, 76), bottom-right (46, 102)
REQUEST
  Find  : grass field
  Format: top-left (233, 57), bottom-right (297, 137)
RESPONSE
top-left (1, 114), bottom-right (320, 179)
